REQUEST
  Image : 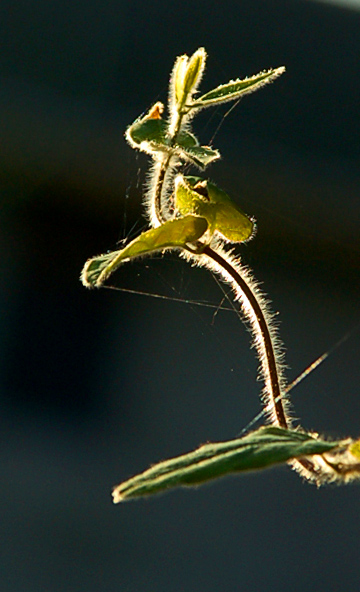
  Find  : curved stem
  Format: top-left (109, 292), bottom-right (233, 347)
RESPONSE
top-left (199, 244), bottom-right (320, 481)
top-left (202, 244), bottom-right (288, 428)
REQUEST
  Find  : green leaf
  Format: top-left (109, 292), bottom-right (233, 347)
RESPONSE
top-left (81, 215), bottom-right (208, 288)
top-left (206, 180), bottom-right (254, 241)
top-left (175, 176), bottom-right (254, 242)
top-left (127, 116), bottom-right (167, 146)
top-left (112, 427), bottom-right (339, 502)
top-left (172, 48), bottom-right (207, 110)
top-left (126, 109), bottom-right (218, 168)
top-left (176, 129), bottom-right (199, 148)
top-left (190, 67), bottom-right (285, 109)
top-left (127, 115), bottom-right (198, 149)
top-left (181, 48), bottom-right (206, 107)
top-left (178, 145), bottom-right (220, 168)
top-left (173, 55), bottom-right (188, 107)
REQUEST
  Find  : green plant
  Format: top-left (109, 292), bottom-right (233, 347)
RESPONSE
top-left (81, 48), bottom-right (360, 501)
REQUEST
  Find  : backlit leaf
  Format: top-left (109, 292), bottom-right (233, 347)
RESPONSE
top-left (126, 109), bottom-right (218, 167)
top-left (190, 67), bottom-right (285, 109)
top-left (81, 215), bottom-right (208, 288)
top-left (175, 176), bottom-right (254, 242)
top-left (172, 48), bottom-right (207, 110)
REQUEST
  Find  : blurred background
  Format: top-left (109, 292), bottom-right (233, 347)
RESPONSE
top-left (1, 0), bottom-right (360, 590)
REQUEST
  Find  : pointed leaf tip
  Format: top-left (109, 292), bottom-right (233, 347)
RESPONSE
top-left (190, 66), bottom-right (286, 110)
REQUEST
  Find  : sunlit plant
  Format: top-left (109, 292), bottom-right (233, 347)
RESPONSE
top-left (81, 48), bottom-right (360, 501)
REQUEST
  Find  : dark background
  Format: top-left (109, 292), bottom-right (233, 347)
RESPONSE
top-left (1, 1), bottom-right (360, 590)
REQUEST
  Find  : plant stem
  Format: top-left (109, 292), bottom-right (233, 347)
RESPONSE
top-left (151, 119), bottom-right (289, 428)
top-left (202, 244), bottom-right (288, 428)
top-left (152, 161), bottom-right (168, 224)
top-left (152, 111), bottom-right (186, 225)
top-left (199, 244), bottom-right (321, 481)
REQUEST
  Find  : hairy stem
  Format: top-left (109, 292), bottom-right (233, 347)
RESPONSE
top-left (151, 111), bottom-right (186, 225)
top-left (196, 244), bottom-right (320, 481)
top-left (202, 244), bottom-right (288, 428)
top-left (152, 161), bottom-right (168, 225)
top-left (151, 151), bottom-right (320, 479)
